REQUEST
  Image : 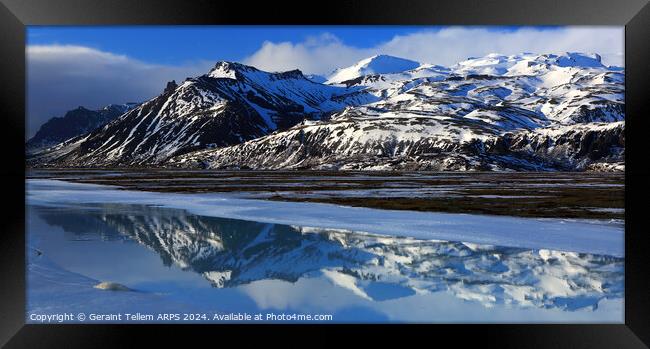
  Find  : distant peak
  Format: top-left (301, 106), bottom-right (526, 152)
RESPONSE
top-left (366, 54), bottom-right (396, 60)
top-left (360, 54), bottom-right (419, 65)
top-left (103, 103), bottom-right (140, 113)
top-left (327, 54), bottom-right (422, 83)
top-left (455, 52), bottom-right (609, 75)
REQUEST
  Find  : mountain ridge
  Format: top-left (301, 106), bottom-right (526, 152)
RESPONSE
top-left (27, 60), bottom-right (377, 166)
top-left (26, 103), bottom-right (138, 152)
top-left (326, 55), bottom-right (422, 84)
top-left (27, 52), bottom-right (625, 171)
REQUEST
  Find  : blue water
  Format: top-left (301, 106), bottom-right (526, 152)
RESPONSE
top-left (26, 203), bottom-right (624, 323)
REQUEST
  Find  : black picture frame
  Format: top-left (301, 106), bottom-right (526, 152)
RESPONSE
top-left (1, 0), bottom-right (649, 347)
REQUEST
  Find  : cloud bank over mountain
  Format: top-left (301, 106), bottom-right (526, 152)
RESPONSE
top-left (244, 27), bottom-right (623, 75)
top-left (27, 45), bottom-right (213, 137)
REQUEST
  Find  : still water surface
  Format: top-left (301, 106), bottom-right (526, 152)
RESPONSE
top-left (27, 202), bottom-right (624, 323)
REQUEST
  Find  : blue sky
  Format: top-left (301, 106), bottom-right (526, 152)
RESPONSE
top-left (27, 26), bottom-right (434, 65)
top-left (28, 26), bottom-right (547, 67)
top-left (26, 25), bottom-right (624, 138)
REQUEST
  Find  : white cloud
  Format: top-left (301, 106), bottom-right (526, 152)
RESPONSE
top-left (244, 33), bottom-right (375, 75)
top-left (27, 45), bottom-right (213, 138)
top-left (243, 27), bottom-right (624, 75)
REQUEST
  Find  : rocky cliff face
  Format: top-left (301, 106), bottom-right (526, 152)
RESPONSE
top-left (497, 122), bottom-right (625, 171)
top-left (170, 119), bottom-right (624, 171)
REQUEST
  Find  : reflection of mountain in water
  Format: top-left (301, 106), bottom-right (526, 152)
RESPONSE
top-left (37, 204), bottom-right (623, 311)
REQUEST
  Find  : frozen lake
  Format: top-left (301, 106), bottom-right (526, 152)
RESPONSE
top-left (26, 179), bottom-right (624, 323)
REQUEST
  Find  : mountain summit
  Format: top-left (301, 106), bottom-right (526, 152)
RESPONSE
top-left (453, 52), bottom-right (609, 76)
top-left (327, 55), bottom-right (422, 84)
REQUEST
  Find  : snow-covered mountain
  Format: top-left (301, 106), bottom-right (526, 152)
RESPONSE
top-left (28, 52), bottom-right (624, 171)
top-left (326, 55), bottom-right (422, 84)
top-left (171, 53), bottom-right (624, 171)
top-left (26, 103), bottom-right (138, 152)
top-left (27, 62), bottom-right (375, 166)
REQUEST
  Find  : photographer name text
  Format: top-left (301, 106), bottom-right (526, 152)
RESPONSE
top-left (28, 312), bottom-right (333, 323)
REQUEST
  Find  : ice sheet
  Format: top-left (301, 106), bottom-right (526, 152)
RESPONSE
top-left (27, 179), bottom-right (624, 257)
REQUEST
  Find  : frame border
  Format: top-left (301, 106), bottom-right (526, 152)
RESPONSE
top-left (1, 0), bottom-right (649, 347)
